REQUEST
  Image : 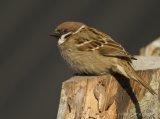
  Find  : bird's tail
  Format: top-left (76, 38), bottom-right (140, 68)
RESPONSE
top-left (115, 64), bottom-right (156, 95)
top-left (133, 74), bottom-right (156, 95)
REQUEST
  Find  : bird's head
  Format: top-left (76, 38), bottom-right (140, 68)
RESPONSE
top-left (50, 22), bottom-right (86, 45)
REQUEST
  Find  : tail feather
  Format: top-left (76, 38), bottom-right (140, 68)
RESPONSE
top-left (134, 76), bottom-right (156, 95)
top-left (116, 64), bottom-right (156, 95)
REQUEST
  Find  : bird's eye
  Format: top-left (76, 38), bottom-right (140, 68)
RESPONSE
top-left (64, 29), bottom-right (68, 33)
top-left (57, 29), bottom-right (61, 32)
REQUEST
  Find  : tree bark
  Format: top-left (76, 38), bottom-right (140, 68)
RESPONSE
top-left (57, 57), bottom-right (160, 119)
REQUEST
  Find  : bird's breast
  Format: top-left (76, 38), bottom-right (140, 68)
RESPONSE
top-left (59, 45), bottom-right (114, 75)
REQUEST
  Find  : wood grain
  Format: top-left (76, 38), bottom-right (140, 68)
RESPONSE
top-left (57, 57), bottom-right (160, 119)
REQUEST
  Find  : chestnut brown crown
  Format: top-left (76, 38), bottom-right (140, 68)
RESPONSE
top-left (50, 22), bottom-right (85, 39)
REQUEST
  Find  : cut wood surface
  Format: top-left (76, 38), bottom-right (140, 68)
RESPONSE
top-left (140, 37), bottom-right (160, 56)
top-left (57, 57), bottom-right (160, 119)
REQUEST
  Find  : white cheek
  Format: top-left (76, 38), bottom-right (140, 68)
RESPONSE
top-left (57, 26), bottom-right (86, 45)
top-left (58, 32), bottom-right (72, 45)
top-left (58, 36), bottom-right (66, 45)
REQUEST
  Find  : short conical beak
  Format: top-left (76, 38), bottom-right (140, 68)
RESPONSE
top-left (49, 31), bottom-right (61, 38)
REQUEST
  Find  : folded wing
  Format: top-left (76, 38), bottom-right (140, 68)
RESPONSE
top-left (76, 27), bottom-right (136, 62)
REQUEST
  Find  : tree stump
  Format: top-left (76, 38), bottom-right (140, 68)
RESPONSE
top-left (57, 56), bottom-right (160, 119)
top-left (140, 37), bottom-right (160, 56)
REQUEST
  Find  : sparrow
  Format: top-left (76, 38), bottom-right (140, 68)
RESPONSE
top-left (50, 21), bottom-right (156, 95)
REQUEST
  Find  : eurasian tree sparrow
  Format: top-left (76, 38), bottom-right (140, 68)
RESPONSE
top-left (50, 21), bottom-right (156, 95)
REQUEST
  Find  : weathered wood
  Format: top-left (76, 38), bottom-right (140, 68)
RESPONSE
top-left (140, 37), bottom-right (160, 56)
top-left (57, 57), bottom-right (160, 119)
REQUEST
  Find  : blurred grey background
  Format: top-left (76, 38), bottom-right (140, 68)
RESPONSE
top-left (0, 0), bottom-right (160, 119)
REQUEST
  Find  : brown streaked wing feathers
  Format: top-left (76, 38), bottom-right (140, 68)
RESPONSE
top-left (76, 27), bottom-right (136, 62)
top-left (77, 40), bottom-right (104, 51)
